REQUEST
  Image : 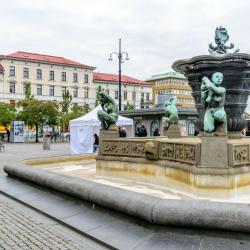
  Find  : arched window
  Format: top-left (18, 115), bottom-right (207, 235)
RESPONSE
top-left (188, 122), bottom-right (195, 135)
top-left (150, 120), bottom-right (159, 136)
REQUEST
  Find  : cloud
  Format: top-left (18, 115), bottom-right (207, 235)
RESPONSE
top-left (0, 0), bottom-right (250, 106)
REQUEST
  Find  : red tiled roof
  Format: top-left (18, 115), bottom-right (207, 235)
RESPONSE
top-left (0, 64), bottom-right (4, 74)
top-left (93, 72), bottom-right (151, 86)
top-left (2, 51), bottom-right (94, 69)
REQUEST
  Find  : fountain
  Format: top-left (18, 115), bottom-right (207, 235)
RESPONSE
top-left (96, 27), bottom-right (250, 199)
top-left (4, 28), bottom-right (250, 246)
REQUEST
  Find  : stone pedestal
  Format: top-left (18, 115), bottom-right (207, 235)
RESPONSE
top-left (99, 128), bottom-right (119, 156)
top-left (163, 124), bottom-right (181, 138)
top-left (200, 136), bottom-right (229, 168)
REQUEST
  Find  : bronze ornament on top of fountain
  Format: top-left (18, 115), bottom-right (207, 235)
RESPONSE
top-left (208, 26), bottom-right (239, 55)
top-left (172, 27), bottom-right (250, 136)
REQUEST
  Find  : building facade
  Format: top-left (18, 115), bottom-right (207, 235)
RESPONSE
top-left (93, 72), bottom-right (153, 110)
top-left (0, 51), bottom-right (96, 106)
top-left (146, 72), bottom-right (195, 108)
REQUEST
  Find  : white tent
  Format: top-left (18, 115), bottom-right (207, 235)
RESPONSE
top-left (70, 105), bottom-right (133, 154)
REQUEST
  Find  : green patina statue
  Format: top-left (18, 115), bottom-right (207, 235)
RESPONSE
top-left (97, 92), bottom-right (118, 130)
top-left (162, 96), bottom-right (179, 129)
top-left (208, 26), bottom-right (239, 55)
top-left (201, 72), bottom-right (226, 133)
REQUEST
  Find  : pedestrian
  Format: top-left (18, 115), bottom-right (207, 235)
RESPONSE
top-left (119, 127), bottom-right (127, 137)
top-left (5, 127), bottom-right (10, 142)
top-left (153, 128), bottom-right (160, 136)
top-left (93, 133), bottom-right (99, 153)
top-left (137, 125), bottom-right (147, 137)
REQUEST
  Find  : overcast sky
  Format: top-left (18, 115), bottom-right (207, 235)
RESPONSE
top-left (0, 0), bottom-right (249, 81)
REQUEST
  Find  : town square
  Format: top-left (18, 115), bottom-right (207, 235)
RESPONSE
top-left (2, 0), bottom-right (250, 249)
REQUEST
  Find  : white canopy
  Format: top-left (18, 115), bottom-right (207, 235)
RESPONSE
top-left (70, 105), bottom-right (133, 154)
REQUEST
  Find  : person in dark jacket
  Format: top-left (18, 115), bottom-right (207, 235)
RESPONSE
top-left (153, 128), bottom-right (160, 136)
top-left (119, 127), bottom-right (127, 137)
top-left (137, 125), bottom-right (147, 137)
top-left (93, 134), bottom-right (99, 153)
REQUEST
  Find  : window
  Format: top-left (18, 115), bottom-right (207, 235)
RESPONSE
top-left (105, 89), bottom-right (109, 95)
top-left (115, 91), bottom-right (118, 100)
top-left (146, 93), bottom-right (150, 101)
top-left (62, 87), bottom-right (66, 96)
top-left (141, 93), bottom-right (144, 102)
top-left (49, 85), bottom-right (55, 96)
top-left (50, 70), bottom-right (55, 80)
top-left (84, 89), bottom-right (89, 99)
top-left (132, 92), bottom-right (136, 101)
top-left (73, 73), bottom-right (78, 82)
top-left (9, 66), bottom-right (15, 76)
top-left (9, 82), bottom-right (15, 93)
top-left (84, 74), bottom-right (89, 83)
top-left (188, 123), bottom-right (195, 135)
top-left (73, 87), bottom-right (78, 97)
top-left (62, 72), bottom-right (66, 81)
top-left (37, 84), bottom-right (42, 96)
top-left (23, 68), bottom-right (29, 78)
top-left (123, 91), bottom-right (127, 100)
top-left (37, 69), bottom-right (42, 79)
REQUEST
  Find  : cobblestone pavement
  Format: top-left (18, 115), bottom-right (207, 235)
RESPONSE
top-left (0, 197), bottom-right (103, 250)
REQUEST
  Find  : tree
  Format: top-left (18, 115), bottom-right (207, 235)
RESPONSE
top-left (18, 99), bottom-right (59, 142)
top-left (60, 90), bottom-right (72, 115)
top-left (95, 85), bottom-right (104, 106)
top-left (124, 101), bottom-right (135, 110)
top-left (0, 103), bottom-right (16, 125)
top-left (60, 104), bottom-right (90, 131)
top-left (24, 81), bottom-right (34, 100)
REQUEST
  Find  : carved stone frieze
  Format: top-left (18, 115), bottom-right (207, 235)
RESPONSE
top-left (159, 142), bottom-right (198, 164)
top-left (101, 139), bottom-right (199, 164)
top-left (233, 145), bottom-right (249, 165)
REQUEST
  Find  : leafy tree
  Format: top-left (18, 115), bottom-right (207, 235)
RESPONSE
top-left (124, 101), bottom-right (135, 110)
top-left (17, 99), bottom-right (59, 142)
top-left (60, 104), bottom-right (90, 131)
top-left (24, 81), bottom-right (34, 100)
top-left (95, 85), bottom-right (104, 106)
top-left (60, 90), bottom-right (72, 115)
top-left (0, 102), bottom-right (16, 125)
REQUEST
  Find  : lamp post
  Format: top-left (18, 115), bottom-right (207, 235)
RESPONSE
top-left (109, 38), bottom-right (129, 111)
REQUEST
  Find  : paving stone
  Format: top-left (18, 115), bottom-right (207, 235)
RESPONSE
top-left (0, 200), bottom-right (83, 249)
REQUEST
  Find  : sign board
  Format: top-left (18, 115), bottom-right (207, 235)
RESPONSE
top-left (10, 121), bottom-right (25, 143)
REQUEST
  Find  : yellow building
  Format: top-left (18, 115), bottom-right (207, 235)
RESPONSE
top-left (145, 72), bottom-right (195, 108)
top-left (0, 51), bottom-right (96, 107)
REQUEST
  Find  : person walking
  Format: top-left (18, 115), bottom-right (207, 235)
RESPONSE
top-left (93, 134), bottom-right (99, 153)
top-left (5, 127), bottom-right (10, 142)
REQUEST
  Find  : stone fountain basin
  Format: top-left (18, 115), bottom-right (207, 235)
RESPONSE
top-left (17, 141), bottom-right (250, 202)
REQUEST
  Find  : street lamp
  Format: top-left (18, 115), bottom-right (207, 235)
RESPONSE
top-left (108, 38), bottom-right (129, 111)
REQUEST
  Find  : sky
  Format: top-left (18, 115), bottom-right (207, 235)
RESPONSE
top-left (0, 0), bottom-right (249, 81)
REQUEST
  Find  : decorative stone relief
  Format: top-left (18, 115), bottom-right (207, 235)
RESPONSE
top-left (102, 141), bottom-right (119, 155)
top-left (101, 139), bottom-right (198, 164)
top-left (159, 142), bottom-right (198, 164)
top-left (233, 145), bottom-right (249, 165)
top-left (145, 140), bottom-right (158, 160)
top-left (130, 142), bottom-right (145, 156)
